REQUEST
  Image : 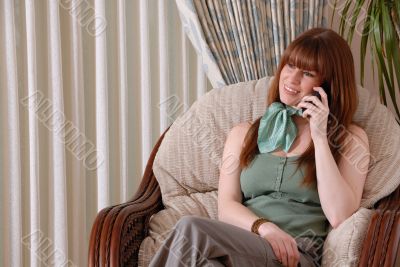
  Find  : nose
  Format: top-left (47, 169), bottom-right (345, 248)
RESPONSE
top-left (288, 68), bottom-right (302, 84)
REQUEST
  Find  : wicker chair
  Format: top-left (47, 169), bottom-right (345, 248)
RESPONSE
top-left (88, 124), bottom-right (400, 267)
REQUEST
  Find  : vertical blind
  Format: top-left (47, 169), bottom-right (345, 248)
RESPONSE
top-left (0, 0), bottom-right (211, 266)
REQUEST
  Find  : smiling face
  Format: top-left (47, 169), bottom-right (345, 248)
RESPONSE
top-left (279, 62), bottom-right (322, 108)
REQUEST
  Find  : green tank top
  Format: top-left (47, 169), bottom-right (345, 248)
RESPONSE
top-left (240, 152), bottom-right (329, 239)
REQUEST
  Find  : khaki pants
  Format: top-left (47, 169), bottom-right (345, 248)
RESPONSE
top-left (149, 215), bottom-right (322, 267)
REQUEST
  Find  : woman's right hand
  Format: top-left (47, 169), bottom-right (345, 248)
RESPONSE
top-left (259, 222), bottom-right (300, 267)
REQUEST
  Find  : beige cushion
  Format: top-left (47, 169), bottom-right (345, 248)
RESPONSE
top-left (355, 84), bottom-right (400, 208)
top-left (138, 76), bottom-right (400, 267)
top-left (321, 208), bottom-right (374, 266)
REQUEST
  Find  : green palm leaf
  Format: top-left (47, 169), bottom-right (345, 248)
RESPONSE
top-left (333, 0), bottom-right (400, 124)
top-left (381, 1), bottom-right (400, 118)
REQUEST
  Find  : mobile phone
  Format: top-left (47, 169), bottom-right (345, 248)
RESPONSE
top-left (301, 81), bottom-right (331, 113)
top-left (320, 80), bottom-right (332, 106)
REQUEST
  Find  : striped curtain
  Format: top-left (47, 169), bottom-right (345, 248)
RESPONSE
top-left (0, 0), bottom-right (210, 266)
top-left (175, 0), bottom-right (328, 87)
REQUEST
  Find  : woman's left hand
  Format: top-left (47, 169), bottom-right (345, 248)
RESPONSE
top-left (296, 87), bottom-right (330, 142)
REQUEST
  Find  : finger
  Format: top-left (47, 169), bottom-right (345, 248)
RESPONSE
top-left (289, 241), bottom-right (300, 267)
top-left (313, 86), bottom-right (328, 98)
top-left (287, 242), bottom-right (299, 267)
top-left (301, 95), bottom-right (324, 109)
top-left (301, 107), bottom-right (314, 119)
top-left (298, 102), bottom-right (317, 112)
top-left (302, 109), bottom-right (310, 118)
top-left (269, 241), bottom-right (282, 263)
top-left (278, 240), bottom-right (289, 267)
top-left (313, 87), bottom-right (329, 107)
top-left (284, 240), bottom-right (297, 267)
top-left (301, 103), bottom-right (328, 121)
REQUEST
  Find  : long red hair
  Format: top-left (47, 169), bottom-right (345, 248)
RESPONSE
top-left (239, 28), bottom-right (361, 187)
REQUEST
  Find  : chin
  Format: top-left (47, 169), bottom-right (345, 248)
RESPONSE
top-left (279, 95), bottom-right (296, 107)
top-left (279, 90), bottom-right (302, 107)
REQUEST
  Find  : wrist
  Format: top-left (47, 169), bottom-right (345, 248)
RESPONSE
top-left (313, 136), bottom-right (329, 147)
top-left (251, 217), bottom-right (269, 235)
top-left (258, 221), bottom-right (272, 237)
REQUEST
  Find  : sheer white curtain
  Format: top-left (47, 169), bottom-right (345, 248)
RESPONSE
top-left (0, 0), bottom-right (211, 266)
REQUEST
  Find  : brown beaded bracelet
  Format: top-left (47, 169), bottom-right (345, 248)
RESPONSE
top-left (251, 217), bottom-right (269, 235)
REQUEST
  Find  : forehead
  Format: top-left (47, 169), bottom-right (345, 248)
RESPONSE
top-left (285, 43), bottom-right (321, 72)
top-left (287, 55), bottom-right (318, 72)
top-left (284, 62), bottom-right (318, 73)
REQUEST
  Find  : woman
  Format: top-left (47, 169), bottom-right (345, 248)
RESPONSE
top-left (149, 28), bottom-right (370, 267)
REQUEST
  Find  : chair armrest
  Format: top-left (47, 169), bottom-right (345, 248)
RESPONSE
top-left (358, 185), bottom-right (400, 267)
top-left (110, 175), bottom-right (163, 266)
top-left (88, 126), bottom-right (171, 267)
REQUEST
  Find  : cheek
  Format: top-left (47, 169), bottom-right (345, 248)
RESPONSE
top-left (303, 79), bottom-right (319, 90)
top-left (279, 73), bottom-right (288, 86)
top-left (278, 76), bottom-right (284, 88)
top-left (280, 69), bottom-right (289, 77)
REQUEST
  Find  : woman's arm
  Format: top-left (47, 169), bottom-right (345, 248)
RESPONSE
top-left (314, 125), bottom-right (370, 228)
top-left (217, 122), bottom-right (261, 230)
top-left (218, 123), bottom-right (301, 267)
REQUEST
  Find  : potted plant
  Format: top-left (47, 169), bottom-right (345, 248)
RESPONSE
top-left (331, 0), bottom-right (400, 124)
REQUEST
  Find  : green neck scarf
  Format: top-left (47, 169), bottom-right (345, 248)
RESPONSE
top-left (257, 102), bottom-right (304, 153)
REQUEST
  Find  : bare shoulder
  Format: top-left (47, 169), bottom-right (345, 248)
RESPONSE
top-left (233, 121), bottom-right (252, 131)
top-left (228, 122), bottom-right (252, 140)
top-left (347, 124), bottom-right (369, 146)
top-left (339, 123), bottom-right (370, 168)
top-left (224, 121), bottom-right (252, 150)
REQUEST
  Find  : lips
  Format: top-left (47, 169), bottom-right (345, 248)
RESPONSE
top-left (284, 84), bottom-right (300, 94)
